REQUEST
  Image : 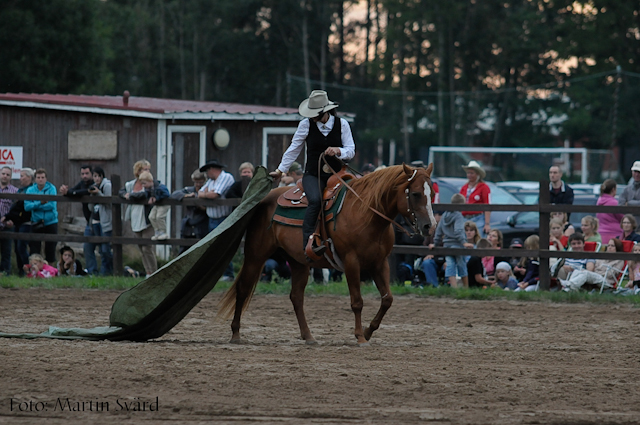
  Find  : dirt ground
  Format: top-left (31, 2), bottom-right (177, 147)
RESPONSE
top-left (1, 288), bottom-right (640, 424)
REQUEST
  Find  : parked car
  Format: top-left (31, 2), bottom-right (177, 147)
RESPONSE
top-left (433, 177), bottom-right (523, 229)
top-left (493, 193), bottom-right (599, 246)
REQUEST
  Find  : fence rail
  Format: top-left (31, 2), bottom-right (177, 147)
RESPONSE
top-left (1, 179), bottom-right (639, 287)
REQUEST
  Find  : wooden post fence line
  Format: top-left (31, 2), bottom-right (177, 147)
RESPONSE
top-left (1, 178), bottom-right (639, 285)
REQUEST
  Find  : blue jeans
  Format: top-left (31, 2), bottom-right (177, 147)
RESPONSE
top-left (91, 223), bottom-right (113, 275)
top-left (445, 255), bottom-right (468, 278)
top-left (421, 259), bottom-right (440, 287)
top-left (209, 216), bottom-right (233, 278)
top-left (84, 224), bottom-right (98, 274)
top-left (0, 228), bottom-right (13, 273)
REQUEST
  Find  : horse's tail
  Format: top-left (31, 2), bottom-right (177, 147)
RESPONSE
top-left (216, 264), bottom-right (259, 321)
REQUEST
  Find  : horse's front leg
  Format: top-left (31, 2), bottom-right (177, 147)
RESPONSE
top-left (344, 255), bottom-right (367, 345)
top-left (364, 258), bottom-right (393, 341)
top-left (288, 261), bottom-right (316, 344)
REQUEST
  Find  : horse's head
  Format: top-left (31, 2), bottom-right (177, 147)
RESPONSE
top-left (400, 163), bottom-right (438, 237)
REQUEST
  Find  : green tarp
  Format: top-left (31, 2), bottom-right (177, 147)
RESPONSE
top-left (0, 167), bottom-right (273, 341)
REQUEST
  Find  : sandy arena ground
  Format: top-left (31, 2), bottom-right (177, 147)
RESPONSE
top-left (1, 287), bottom-right (640, 424)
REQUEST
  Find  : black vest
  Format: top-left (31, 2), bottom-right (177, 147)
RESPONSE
top-left (305, 117), bottom-right (343, 177)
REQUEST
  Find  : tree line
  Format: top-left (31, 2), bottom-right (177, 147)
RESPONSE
top-left (1, 0), bottom-right (639, 176)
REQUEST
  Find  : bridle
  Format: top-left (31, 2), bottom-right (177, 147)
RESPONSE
top-left (320, 155), bottom-right (425, 237)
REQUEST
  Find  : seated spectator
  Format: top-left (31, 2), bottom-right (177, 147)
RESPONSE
top-left (420, 212), bottom-right (444, 287)
top-left (619, 214), bottom-right (640, 243)
top-left (483, 228), bottom-right (508, 278)
top-left (555, 233), bottom-right (596, 281)
top-left (493, 261), bottom-right (518, 290)
top-left (138, 172), bottom-right (170, 241)
top-left (24, 253), bottom-right (58, 278)
top-left (171, 169), bottom-right (209, 251)
top-left (550, 218), bottom-right (568, 251)
top-left (560, 238), bottom-right (625, 292)
top-left (597, 179), bottom-right (624, 244)
top-left (551, 211), bottom-right (575, 237)
top-left (515, 235), bottom-right (540, 292)
top-left (361, 163), bottom-right (376, 176)
top-left (508, 238), bottom-right (524, 280)
top-left (24, 168), bottom-right (58, 264)
top-left (261, 252), bottom-right (292, 282)
top-left (467, 239), bottom-right (495, 288)
top-left (57, 246), bottom-right (87, 276)
top-left (581, 215), bottom-right (602, 244)
top-left (623, 243), bottom-right (640, 292)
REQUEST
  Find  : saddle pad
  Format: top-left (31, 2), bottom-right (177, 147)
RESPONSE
top-left (273, 184), bottom-right (347, 227)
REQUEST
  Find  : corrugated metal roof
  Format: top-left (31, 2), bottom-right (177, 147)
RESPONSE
top-left (0, 92), bottom-right (300, 116)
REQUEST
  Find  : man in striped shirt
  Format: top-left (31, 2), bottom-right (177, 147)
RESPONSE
top-left (198, 159), bottom-right (235, 231)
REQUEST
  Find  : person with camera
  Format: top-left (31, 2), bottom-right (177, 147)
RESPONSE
top-left (59, 165), bottom-right (98, 274)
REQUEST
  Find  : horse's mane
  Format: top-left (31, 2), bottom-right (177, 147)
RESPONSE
top-left (348, 165), bottom-right (413, 225)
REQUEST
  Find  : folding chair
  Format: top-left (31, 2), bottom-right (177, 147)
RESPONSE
top-left (599, 241), bottom-right (635, 294)
top-left (584, 241), bottom-right (601, 252)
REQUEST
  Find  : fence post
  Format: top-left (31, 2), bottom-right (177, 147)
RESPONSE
top-left (538, 180), bottom-right (550, 290)
top-left (111, 174), bottom-right (123, 277)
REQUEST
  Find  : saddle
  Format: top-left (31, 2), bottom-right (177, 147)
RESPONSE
top-left (274, 166), bottom-right (357, 265)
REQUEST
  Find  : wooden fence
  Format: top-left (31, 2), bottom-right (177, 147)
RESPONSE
top-left (1, 179), bottom-right (639, 288)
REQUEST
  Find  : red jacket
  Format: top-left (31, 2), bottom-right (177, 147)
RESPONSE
top-left (460, 181), bottom-right (491, 216)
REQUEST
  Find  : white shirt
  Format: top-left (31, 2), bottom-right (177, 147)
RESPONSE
top-left (199, 170), bottom-right (235, 219)
top-left (277, 116), bottom-right (355, 173)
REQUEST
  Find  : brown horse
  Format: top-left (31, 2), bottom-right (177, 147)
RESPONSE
top-left (218, 163), bottom-right (437, 345)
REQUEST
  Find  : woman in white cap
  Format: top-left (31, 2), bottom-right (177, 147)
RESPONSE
top-left (460, 160), bottom-right (491, 236)
top-left (269, 90), bottom-right (355, 256)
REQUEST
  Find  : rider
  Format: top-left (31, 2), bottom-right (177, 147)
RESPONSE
top-left (269, 90), bottom-right (355, 257)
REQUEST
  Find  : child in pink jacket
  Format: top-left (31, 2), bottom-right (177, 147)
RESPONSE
top-left (596, 179), bottom-right (624, 245)
top-left (24, 254), bottom-right (58, 278)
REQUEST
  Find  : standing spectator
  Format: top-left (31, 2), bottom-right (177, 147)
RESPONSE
top-left (429, 193), bottom-right (474, 288)
top-left (279, 162), bottom-right (303, 187)
top-left (88, 167), bottom-right (113, 275)
top-left (619, 214), bottom-right (640, 243)
top-left (596, 179), bottom-right (624, 245)
top-left (199, 159), bottom-right (235, 231)
top-left (226, 162), bottom-right (254, 199)
top-left (2, 168), bottom-right (36, 274)
top-left (170, 168), bottom-right (208, 251)
top-left (619, 161), bottom-right (640, 230)
top-left (119, 166), bottom-right (157, 277)
top-left (59, 165), bottom-right (97, 273)
top-left (0, 166), bottom-right (18, 274)
top-left (24, 169), bottom-right (58, 264)
top-left (57, 245), bottom-right (87, 276)
top-left (23, 253), bottom-right (58, 278)
top-left (549, 165), bottom-right (574, 206)
top-left (580, 215), bottom-right (602, 244)
top-left (460, 160), bottom-right (491, 236)
top-left (137, 172), bottom-right (170, 241)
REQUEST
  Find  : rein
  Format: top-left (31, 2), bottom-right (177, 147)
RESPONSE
top-left (319, 154), bottom-right (416, 237)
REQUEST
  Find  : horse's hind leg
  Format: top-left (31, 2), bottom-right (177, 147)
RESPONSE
top-left (364, 259), bottom-right (393, 341)
top-left (230, 258), bottom-right (265, 342)
top-left (288, 261), bottom-right (315, 344)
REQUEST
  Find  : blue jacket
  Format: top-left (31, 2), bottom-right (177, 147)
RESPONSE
top-left (25, 182), bottom-right (58, 226)
top-left (152, 181), bottom-right (170, 202)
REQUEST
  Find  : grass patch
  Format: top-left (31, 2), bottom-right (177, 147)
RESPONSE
top-left (2, 276), bottom-right (639, 306)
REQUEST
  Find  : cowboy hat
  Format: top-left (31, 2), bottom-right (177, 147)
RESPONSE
top-left (298, 90), bottom-right (339, 118)
top-left (199, 159), bottom-right (226, 172)
top-left (462, 160), bottom-right (486, 180)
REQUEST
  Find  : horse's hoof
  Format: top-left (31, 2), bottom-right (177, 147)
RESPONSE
top-left (305, 339), bottom-right (318, 346)
top-left (358, 341), bottom-right (371, 347)
top-left (229, 338), bottom-right (242, 344)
